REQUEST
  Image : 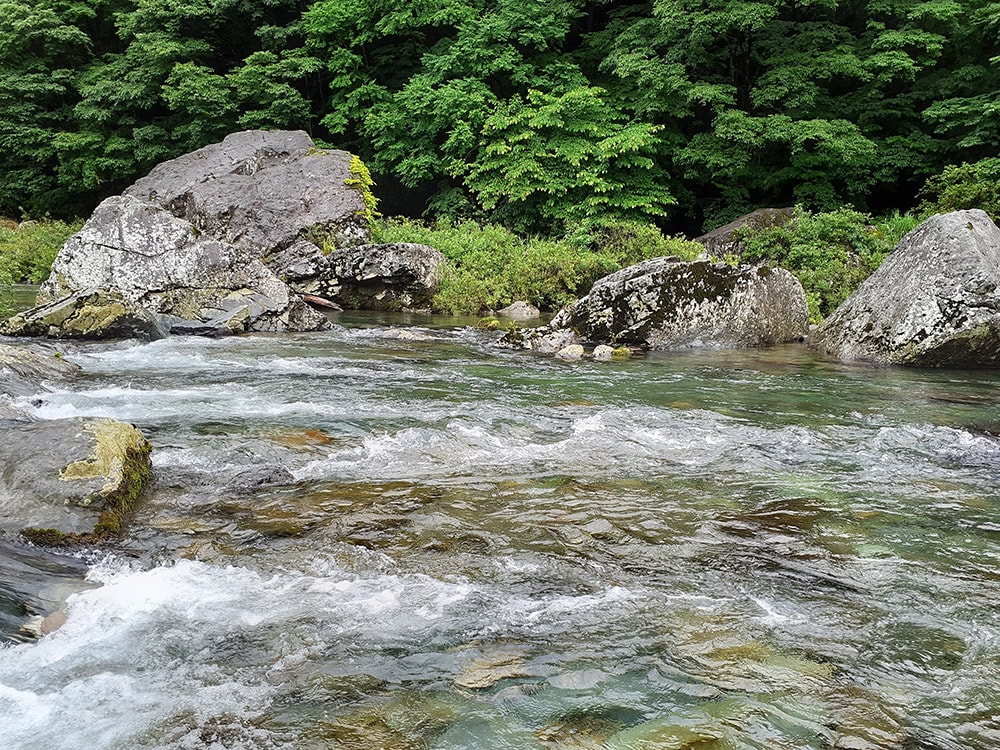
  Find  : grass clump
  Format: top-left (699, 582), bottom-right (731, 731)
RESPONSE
top-left (0, 218), bottom-right (81, 285)
top-left (378, 218), bottom-right (703, 315)
top-left (736, 207), bottom-right (920, 323)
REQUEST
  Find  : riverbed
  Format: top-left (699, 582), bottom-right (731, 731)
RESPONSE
top-left (2, 312), bottom-right (999, 749)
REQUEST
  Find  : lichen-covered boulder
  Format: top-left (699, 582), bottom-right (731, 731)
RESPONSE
top-left (295, 242), bottom-right (446, 311)
top-left (812, 209), bottom-right (1000, 367)
top-left (1, 287), bottom-right (165, 340)
top-left (507, 258), bottom-right (808, 351)
top-left (125, 129), bottom-right (371, 253)
top-left (6, 196), bottom-right (328, 337)
top-left (0, 418), bottom-right (152, 544)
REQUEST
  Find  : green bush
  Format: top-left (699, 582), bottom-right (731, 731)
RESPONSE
top-left (377, 218), bottom-right (703, 315)
top-left (738, 207), bottom-right (919, 323)
top-left (919, 158), bottom-right (1000, 222)
top-left (0, 218), bottom-right (82, 285)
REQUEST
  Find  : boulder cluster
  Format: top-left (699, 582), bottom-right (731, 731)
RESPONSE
top-left (1, 130), bottom-right (444, 339)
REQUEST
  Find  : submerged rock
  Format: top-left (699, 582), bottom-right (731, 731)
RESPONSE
top-left (812, 209), bottom-right (1000, 367)
top-left (507, 258), bottom-right (808, 351)
top-left (0, 418), bottom-right (152, 544)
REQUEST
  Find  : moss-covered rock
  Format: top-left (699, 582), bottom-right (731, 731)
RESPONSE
top-left (0, 418), bottom-right (152, 544)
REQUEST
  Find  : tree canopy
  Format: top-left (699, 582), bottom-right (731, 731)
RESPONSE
top-left (2, 0), bottom-right (998, 231)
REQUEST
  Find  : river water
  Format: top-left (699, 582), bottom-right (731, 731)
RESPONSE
top-left (2, 311), bottom-right (1000, 749)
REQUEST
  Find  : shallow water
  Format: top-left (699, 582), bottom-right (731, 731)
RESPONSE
top-left (2, 313), bottom-right (1000, 749)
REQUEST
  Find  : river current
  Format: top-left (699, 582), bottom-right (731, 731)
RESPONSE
top-left (2, 311), bottom-right (999, 749)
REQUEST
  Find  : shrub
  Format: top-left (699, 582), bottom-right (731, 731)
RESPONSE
top-left (377, 218), bottom-right (702, 315)
top-left (737, 207), bottom-right (919, 322)
top-left (919, 158), bottom-right (1000, 222)
top-left (0, 218), bottom-right (82, 285)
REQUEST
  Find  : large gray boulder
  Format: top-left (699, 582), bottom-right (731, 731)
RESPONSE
top-left (125, 129), bottom-right (371, 254)
top-left (3, 196), bottom-right (327, 337)
top-left (0, 417), bottom-right (152, 544)
top-left (812, 209), bottom-right (1000, 367)
top-left (507, 258), bottom-right (808, 351)
top-left (3, 129), bottom-right (435, 339)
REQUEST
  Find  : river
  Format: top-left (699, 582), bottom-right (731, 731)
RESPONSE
top-left (1, 310), bottom-right (999, 749)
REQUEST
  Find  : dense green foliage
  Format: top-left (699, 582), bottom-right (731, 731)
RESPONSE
top-left (919, 158), bottom-right (1000, 222)
top-left (0, 218), bottom-right (82, 285)
top-left (378, 218), bottom-right (702, 314)
top-left (738, 208), bottom-right (921, 321)
top-left (2, 0), bottom-right (997, 231)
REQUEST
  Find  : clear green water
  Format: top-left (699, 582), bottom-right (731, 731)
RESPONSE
top-left (1, 313), bottom-right (999, 749)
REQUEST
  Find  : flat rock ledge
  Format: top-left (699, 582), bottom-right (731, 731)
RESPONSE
top-left (811, 209), bottom-right (1000, 367)
top-left (502, 258), bottom-right (809, 352)
top-left (0, 418), bottom-right (152, 545)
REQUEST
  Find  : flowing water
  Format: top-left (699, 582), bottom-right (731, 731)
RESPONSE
top-left (2, 311), bottom-right (1000, 749)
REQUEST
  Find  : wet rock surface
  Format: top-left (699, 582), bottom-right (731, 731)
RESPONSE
top-left (295, 242), bottom-right (445, 311)
top-left (812, 209), bottom-right (1000, 367)
top-left (0, 418), bottom-right (152, 542)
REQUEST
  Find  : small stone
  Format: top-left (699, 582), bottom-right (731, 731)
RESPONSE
top-left (498, 301), bottom-right (541, 321)
top-left (555, 344), bottom-right (585, 360)
top-left (592, 344), bottom-right (614, 360)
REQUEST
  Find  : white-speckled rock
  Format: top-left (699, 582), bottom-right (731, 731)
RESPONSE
top-left (506, 257), bottom-right (808, 351)
top-left (812, 209), bottom-right (1000, 367)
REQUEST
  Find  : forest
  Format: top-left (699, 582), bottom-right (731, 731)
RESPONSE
top-left (1, 0), bottom-right (998, 235)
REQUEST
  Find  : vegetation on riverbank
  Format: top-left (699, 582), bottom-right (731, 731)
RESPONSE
top-left (2, 0), bottom-right (997, 231)
top-left (378, 218), bottom-right (703, 314)
top-left (0, 219), bottom-right (82, 286)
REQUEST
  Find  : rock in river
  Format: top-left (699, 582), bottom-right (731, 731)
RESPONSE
top-left (1, 130), bottom-right (444, 338)
top-left (506, 257), bottom-right (808, 351)
top-left (0, 418), bottom-right (152, 544)
top-left (812, 209), bottom-right (1000, 367)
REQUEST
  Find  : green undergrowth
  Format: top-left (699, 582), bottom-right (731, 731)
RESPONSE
top-left (377, 218), bottom-right (703, 314)
top-left (736, 207), bottom-right (921, 322)
top-left (0, 218), bottom-right (81, 285)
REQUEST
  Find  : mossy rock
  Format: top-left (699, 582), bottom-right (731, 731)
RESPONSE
top-left (0, 418), bottom-right (152, 544)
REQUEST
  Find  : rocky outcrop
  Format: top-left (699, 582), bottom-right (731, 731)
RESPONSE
top-left (0, 418), bottom-right (152, 544)
top-left (812, 209), bottom-right (1000, 367)
top-left (125, 129), bottom-right (370, 253)
top-left (695, 208), bottom-right (795, 258)
top-left (280, 242), bottom-right (446, 311)
top-left (506, 258), bottom-right (808, 351)
top-left (3, 195), bottom-right (326, 337)
top-left (2, 130), bottom-right (446, 339)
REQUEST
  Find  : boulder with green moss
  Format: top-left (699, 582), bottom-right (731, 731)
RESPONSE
top-left (506, 257), bottom-right (808, 351)
top-left (0, 417), bottom-right (152, 544)
top-left (812, 209), bottom-right (1000, 367)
